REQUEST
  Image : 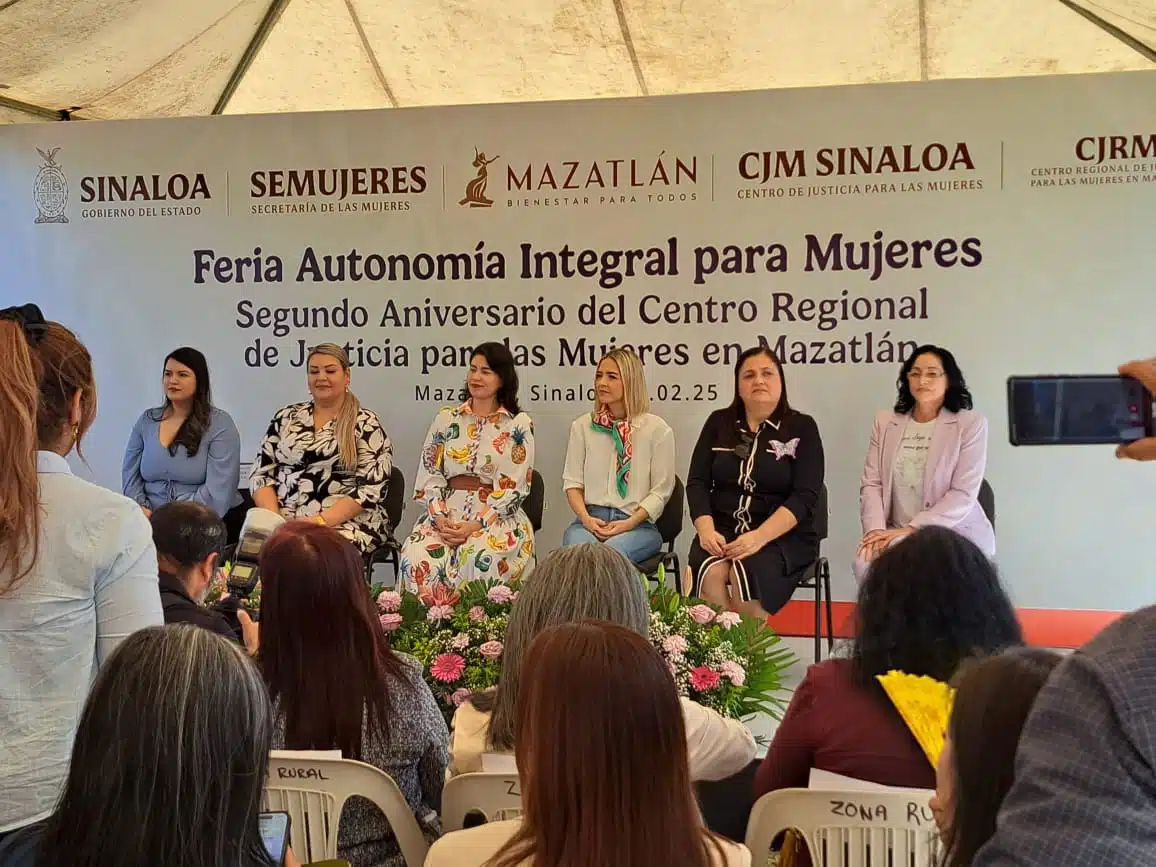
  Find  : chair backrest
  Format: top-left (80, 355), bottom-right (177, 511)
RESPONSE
top-left (746, 788), bottom-right (939, 867)
top-left (384, 465), bottom-right (406, 530)
top-left (264, 755), bottom-right (429, 867)
top-left (442, 772), bottom-right (524, 832)
top-left (524, 470), bottom-right (544, 531)
top-left (654, 476), bottom-right (685, 544)
top-left (813, 483), bottom-right (829, 541)
top-left (978, 478), bottom-right (995, 527)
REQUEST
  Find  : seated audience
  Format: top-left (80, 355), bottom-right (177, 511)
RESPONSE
top-left (754, 526), bottom-right (1022, 800)
top-left (450, 543), bottom-right (755, 781)
top-left (122, 346), bottom-right (242, 519)
top-left (401, 342), bottom-right (535, 589)
top-left (257, 522), bottom-right (448, 867)
top-left (426, 620), bottom-right (752, 867)
top-left (687, 346), bottom-right (824, 618)
top-left (250, 343), bottom-right (393, 553)
top-left (856, 345), bottom-right (993, 582)
top-left (0, 304), bottom-right (162, 835)
top-left (150, 501), bottom-right (245, 643)
top-left (932, 648), bottom-right (1061, 867)
top-left (0, 624), bottom-right (297, 867)
top-left (561, 347), bottom-right (676, 564)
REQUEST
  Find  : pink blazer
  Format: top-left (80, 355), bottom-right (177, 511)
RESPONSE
top-left (859, 409), bottom-right (995, 557)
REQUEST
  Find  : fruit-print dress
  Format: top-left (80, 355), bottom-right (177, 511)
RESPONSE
top-left (399, 401), bottom-right (535, 590)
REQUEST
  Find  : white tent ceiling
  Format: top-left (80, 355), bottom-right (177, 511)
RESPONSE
top-left (1, 0), bottom-right (1154, 122)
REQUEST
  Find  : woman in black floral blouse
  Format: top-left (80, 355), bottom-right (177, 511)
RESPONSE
top-left (249, 343), bottom-right (393, 553)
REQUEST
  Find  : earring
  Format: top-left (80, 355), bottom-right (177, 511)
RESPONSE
top-left (71, 423), bottom-right (79, 439)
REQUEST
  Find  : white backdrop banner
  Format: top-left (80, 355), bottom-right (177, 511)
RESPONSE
top-left (2, 70), bottom-right (1155, 614)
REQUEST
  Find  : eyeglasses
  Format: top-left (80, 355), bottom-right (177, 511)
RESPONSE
top-left (734, 429), bottom-right (756, 460)
top-left (907, 370), bottom-right (944, 381)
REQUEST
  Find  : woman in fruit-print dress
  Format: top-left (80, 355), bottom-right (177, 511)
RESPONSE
top-left (399, 342), bottom-right (535, 590)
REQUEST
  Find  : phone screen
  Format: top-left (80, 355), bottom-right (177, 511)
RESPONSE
top-left (1008, 375), bottom-right (1151, 445)
top-left (258, 811), bottom-right (289, 865)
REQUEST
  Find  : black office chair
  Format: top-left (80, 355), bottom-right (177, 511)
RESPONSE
top-left (223, 486), bottom-right (255, 545)
top-left (794, 483), bottom-right (833, 664)
top-left (636, 476), bottom-right (685, 590)
top-left (364, 465), bottom-right (407, 584)
top-left (524, 469), bottom-right (545, 532)
top-left (978, 478), bottom-right (995, 528)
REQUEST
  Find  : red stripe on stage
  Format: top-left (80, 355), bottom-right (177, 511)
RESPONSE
top-left (766, 601), bottom-right (1124, 649)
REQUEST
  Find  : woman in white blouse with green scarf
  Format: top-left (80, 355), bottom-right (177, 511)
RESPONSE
top-left (561, 348), bottom-right (676, 565)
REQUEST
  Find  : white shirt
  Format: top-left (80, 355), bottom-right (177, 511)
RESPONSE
top-left (890, 418), bottom-right (936, 527)
top-left (425, 818), bottom-right (752, 867)
top-left (562, 412), bottom-right (676, 520)
top-left (0, 452), bottom-right (162, 831)
top-left (448, 696), bottom-right (756, 783)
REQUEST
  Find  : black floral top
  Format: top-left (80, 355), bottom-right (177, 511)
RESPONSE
top-left (249, 401), bottom-right (393, 552)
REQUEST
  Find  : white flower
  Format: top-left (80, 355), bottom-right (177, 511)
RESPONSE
top-left (449, 633), bottom-right (471, 651)
top-left (715, 611), bottom-right (742, 629)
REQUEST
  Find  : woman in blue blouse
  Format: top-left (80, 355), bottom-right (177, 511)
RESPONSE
top-left (122, 347), bottom-right (242, 518)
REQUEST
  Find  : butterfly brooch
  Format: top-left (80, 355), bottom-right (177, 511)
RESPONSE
top-left (768, 438), bottom-right (800, 460)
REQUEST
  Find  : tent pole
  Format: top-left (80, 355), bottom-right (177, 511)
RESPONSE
top-left (212, 0), bottom-right (292, 115)
top-left (0, 94), bottom-right (68, 121)
top-left (1052, 0), bottom-right (1156, 64)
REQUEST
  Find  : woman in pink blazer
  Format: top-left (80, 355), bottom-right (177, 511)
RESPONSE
top-left (856, 345), bottom-right (994, 582)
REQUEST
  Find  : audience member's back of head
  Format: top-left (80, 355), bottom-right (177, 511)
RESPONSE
top-left (150, 501), bottom-right (226, 575)
top-left (34, 624), bottom-right (273, 867)
top-left (258, 521), bottom-right (407, 758)
top-left (852, 526), bottom-right (1022, 688)
top-left (486, 619), bottom-right (725, 867)
top-left (471, 542), bottom-right (649, 750)
top-left (938, 647), bottom-right (1062, 867)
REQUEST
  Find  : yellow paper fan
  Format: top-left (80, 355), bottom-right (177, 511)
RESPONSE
top-left (876, 670), bottom-right (955, 768)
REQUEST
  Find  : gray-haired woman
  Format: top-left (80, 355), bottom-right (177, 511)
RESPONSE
top-left (0, 624), bottom-right (298, 867)
top-left (447, 543), bottom-right (756, 781)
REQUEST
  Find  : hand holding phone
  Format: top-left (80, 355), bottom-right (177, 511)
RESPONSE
top-left (1007, 374), bottom-right (1154, 446)
top-left (259, 811), bottom-right (290, 865)
top-left (1116, 358), bottom-right (1156, 461)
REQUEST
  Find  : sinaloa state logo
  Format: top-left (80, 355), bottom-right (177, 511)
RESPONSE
top-left (460, 147), bottom-right (499, 208)
top-left (33, 147), bottom-right (69, 224)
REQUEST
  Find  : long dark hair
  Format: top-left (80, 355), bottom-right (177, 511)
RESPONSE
top-left (894, 344), bottom-right (973, 414)
top-left (459, 341), bottom-right (521, 414)
top-left (941, 648), bottom-right (1062, 867)
top-left (722, 344), bottom-right (791, 445)
top-left (851, 526), bottom-right (1022, 690)
top-left (258, 522), bottom-right (410, 759)
top-left (149, 347), bottom-right (213, 457)
top-left (485, 620), bottom-right (727, 867)
top-left (36, 625), bottom-right (275, 867)
top-left (0, 310), bottom-right (95, 595)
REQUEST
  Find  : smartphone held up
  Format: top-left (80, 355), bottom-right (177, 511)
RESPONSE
top-left (1007, 374), bottom-right (1155, 446)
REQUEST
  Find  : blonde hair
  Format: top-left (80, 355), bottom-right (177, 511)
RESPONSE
top-left (593, 348), bottom-right (649, 420)
top-left (308, 343), bottom-right (360, 471)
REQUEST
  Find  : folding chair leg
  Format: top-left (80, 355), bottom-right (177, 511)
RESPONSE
top-left (822, 562), bottom-right (835, 653)
top-left (813, 576), bottom-right (822, 663)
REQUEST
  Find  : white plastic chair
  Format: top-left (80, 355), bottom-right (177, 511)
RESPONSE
top-left (441, 772), bottom-right (524, 832)
top-left (264, 755), bottom-right (430, 867)
top-left (745, 788), bottom-right (940, 866)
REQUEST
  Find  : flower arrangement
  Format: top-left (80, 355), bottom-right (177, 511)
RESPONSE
top-left (377, 566), bottom-right (795, 726)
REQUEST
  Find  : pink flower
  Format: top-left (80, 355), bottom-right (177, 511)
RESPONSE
top-left (662, 635), bottom-right (689, 657)
top-left (450, 687), bottom-right (473, 707)
top-left (510, 591), bottom-right (520, 602)
top-left (689, 665), bottom-right (721, 692)
top-left (431, 654), bottom-right (466, 683)
top-left (719, 660), bottom-right (746, 687)
top-left (688, 604), bottom-right (717, 625)
top-left (714, 611), bottom-right (741, 629)
top-left (427, 604), bottom-right (454, 622)
top-left (468, 606), bottom-right (488, 623)
top-left (376, 590), bottom-right (402, 612)
top-left (487, 584), bottom-right (514, 604)
top-left (667, 661), bottom-right (678, 677)
top-left (450, 633), bottom-right (471, 651)
top-left (378, 612), bottom-right (403, 632)
top-left (479, 640), bottom-right (504, 659)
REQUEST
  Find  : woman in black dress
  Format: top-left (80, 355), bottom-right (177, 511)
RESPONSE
top-left (686, 346), bottom-right (825, 618)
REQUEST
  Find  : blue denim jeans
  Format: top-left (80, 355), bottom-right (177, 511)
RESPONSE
top-left (561, 505), bottom-right (663, 564)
